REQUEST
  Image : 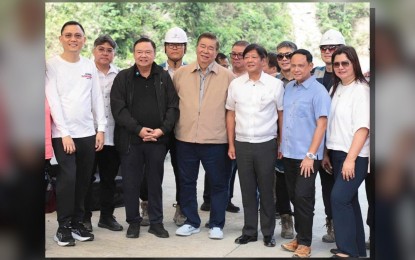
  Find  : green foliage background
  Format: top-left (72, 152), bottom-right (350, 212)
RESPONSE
top-left (46, 2), bottom-right (293, 68)
top-left (45, 2), bottom-right (370, 69)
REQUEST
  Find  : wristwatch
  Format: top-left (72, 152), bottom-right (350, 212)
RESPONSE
top-left (306, 152), bottom-right (317, 160)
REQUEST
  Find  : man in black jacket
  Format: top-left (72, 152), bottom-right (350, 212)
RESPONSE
top-left (110, 37), bottom-right (179, 239)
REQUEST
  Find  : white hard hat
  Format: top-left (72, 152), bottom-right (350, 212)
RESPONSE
top-left (320, 29), bottom-right (346, 46)
top-left (164, 27), bottom-right (188, 43)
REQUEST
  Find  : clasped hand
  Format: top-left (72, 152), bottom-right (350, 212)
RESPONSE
top-left (139, 127), bottom-right (163, 142)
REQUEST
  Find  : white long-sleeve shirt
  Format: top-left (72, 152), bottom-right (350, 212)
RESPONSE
top-left (95, 63), bottom-right (119, 145)
top-left (45, 55), bottom-right (106, 138)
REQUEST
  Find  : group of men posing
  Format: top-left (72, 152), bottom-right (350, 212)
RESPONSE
top-left (46, 20), bottom-right (359, 258)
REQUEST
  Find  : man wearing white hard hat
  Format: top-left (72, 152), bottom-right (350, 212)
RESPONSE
top-left (311, 28), bottom-right (345, 244)
top-left (160, 27), bottom-right (188, 227)
top-left (160, 27), bottom-right (188, 78)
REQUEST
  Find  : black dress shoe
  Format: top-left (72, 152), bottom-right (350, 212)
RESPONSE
top-left (200, 202), bottom-right (210, 211)
top-left (126, 223), bottom-right (140, 238)
top-left (98, 216), bottom-right (123, 231)
top-left (148, 223), bottom-right (169, 238)
top-left (226, 201), bottom-right (240, 213)
top-left (263, 236), bottom-right (276, 247)
top-left (330, 248), bottom-right (340, 254)
top-left (234, 234), bottom-right (258, 244)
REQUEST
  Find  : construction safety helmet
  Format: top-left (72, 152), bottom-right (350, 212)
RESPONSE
top-left (320, 29), bottom-right (346, 46)
top-left (164, 27), bottom-right (188, 43)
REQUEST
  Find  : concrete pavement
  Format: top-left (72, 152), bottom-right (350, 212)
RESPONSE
top-left (45, 156), bottom-right (370, 258)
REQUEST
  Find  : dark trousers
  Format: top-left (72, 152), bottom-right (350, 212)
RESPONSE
top-left (176, 141), bottom-right (231, 229)
top-left (319, 164), bottom-right (334, 219)
top-left (52, 136), bottom-right (96, 227)
top-left (140, 135), bottom-right (180, 204)
top-left (120, 143), bottom-right (166, 224)
top-left (275, 160), bottom-right (292, 215)
top-left (365, 169), bottom-right (374, 233)
top-left (283, 157), bottom-right (320, 246)
top-left (85, 145), bottom-right (120, 219)
top-left (203, 159), bottom-right (237, 204)
top-left (235, 140), bottom-right (276, 237)
top-left (330, 150), bottom-right (368, 257)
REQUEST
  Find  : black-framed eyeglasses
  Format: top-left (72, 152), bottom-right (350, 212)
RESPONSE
top-left (229, 52), bottom-right (244, 59)
top-left (320, 45), bottom-right (339, 53)
top-left (276, 52), bottom-right (292, 61)
top-left (166, 43), bottom-right (185, 49)
top-left (333, 61), bottom-right (350, 68)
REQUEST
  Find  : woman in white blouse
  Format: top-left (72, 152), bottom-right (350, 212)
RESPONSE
top-left (322, 46), bottom-right (370, 258)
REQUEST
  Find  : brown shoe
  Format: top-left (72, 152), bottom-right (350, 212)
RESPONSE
top-left (281, 238), bottom-right (298, 252)
top-left (293, 245), bottom-right (311, 258)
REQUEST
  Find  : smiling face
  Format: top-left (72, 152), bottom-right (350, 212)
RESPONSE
top-left (59, 24), bottom-right (86, 54)
top-left (93, 42), bottom-right (115, 67)
top-left (333, 53), bottom-right (355, 84)
top-left (196, 37), bottom-right (218, 68)
top-left (244, 49), bottom-right (264, 75)
top-left (134, 41), bottom-right (155, 69)
top-left (290, 53), bottom-right (313, 83)
top-left (276, 46), bottom-right (294, 72)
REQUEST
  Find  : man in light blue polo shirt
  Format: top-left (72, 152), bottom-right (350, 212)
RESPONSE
top-left (280, 49), bottom-right (331, 258)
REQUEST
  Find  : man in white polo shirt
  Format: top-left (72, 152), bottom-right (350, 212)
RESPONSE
top-left (226, 43), bottom-right (284, 248)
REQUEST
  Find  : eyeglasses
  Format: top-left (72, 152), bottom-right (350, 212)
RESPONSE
top-left (276, 52), bottom-right (292, 61)
top-left (229, 52), bottom-right (244, 59)
top-left (333, 61), bottom-right (350, 68)
top-left (96, 47), bottom-right (114, 54)
top-left (320, 45), bottom-right (339, 53)
top-left (166, 43), bottom-right (185, 49)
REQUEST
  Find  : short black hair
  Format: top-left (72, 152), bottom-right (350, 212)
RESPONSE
top-left (267, 52), bottom-right (279, 69)
top-left (291, 49), bottom-right (313, 63)
top-left (232, 40), bottom-right (250, 48)
top-left (60, 21), bottom-right (85, 35)
top-left (242, 43), bottom-right (267, 60)
top-left (133, 37), bottom-right (156, 52)
top-left (197, 32), bottom-right (220, 51)
top-left (215, 52), bottom-right (227, 63)
top-left (276, 41), bottom-right (297, 52)
top-left (94, 35), bottom-right (117, 49)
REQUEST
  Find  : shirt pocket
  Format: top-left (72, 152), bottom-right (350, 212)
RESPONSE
top-left (295, 101), bottom-right (312, 118)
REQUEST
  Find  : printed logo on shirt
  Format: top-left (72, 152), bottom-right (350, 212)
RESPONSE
top-left (81, 73), bottom-right (92, 79)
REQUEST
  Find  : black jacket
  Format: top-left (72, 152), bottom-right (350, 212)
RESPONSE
top-left (110, 62), bottom-right (179, 153)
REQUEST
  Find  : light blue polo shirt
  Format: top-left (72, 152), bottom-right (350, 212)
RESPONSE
top-left (281, 75), bottom-right (331, 160)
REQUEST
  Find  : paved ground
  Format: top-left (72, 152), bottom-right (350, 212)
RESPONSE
top-left (45, 156), bottom-right (370, 258)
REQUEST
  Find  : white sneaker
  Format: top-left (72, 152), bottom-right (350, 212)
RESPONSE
top-left (209, 227), bottom-right (223, 239)
top-left (175, 224), bottom-right (200, 236)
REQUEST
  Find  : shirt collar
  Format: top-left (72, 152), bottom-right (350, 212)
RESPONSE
top-left (107, 63), bottom-right (118, 74)
top-left (242, 71), bottom-right (267, 85)
top-left (134, 62), bottom-right (159, 78)
top-left (294, 75), bottom-right (315, 89)
top-left (163, 60), bottom-right (185, 71)
top-left (192, 61), bottom-right (218, 74)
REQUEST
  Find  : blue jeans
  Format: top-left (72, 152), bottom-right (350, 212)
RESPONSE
top-left (330, 150), bottom-right (368, 257)
top-left (176, 141), bottom-right (231, 229)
